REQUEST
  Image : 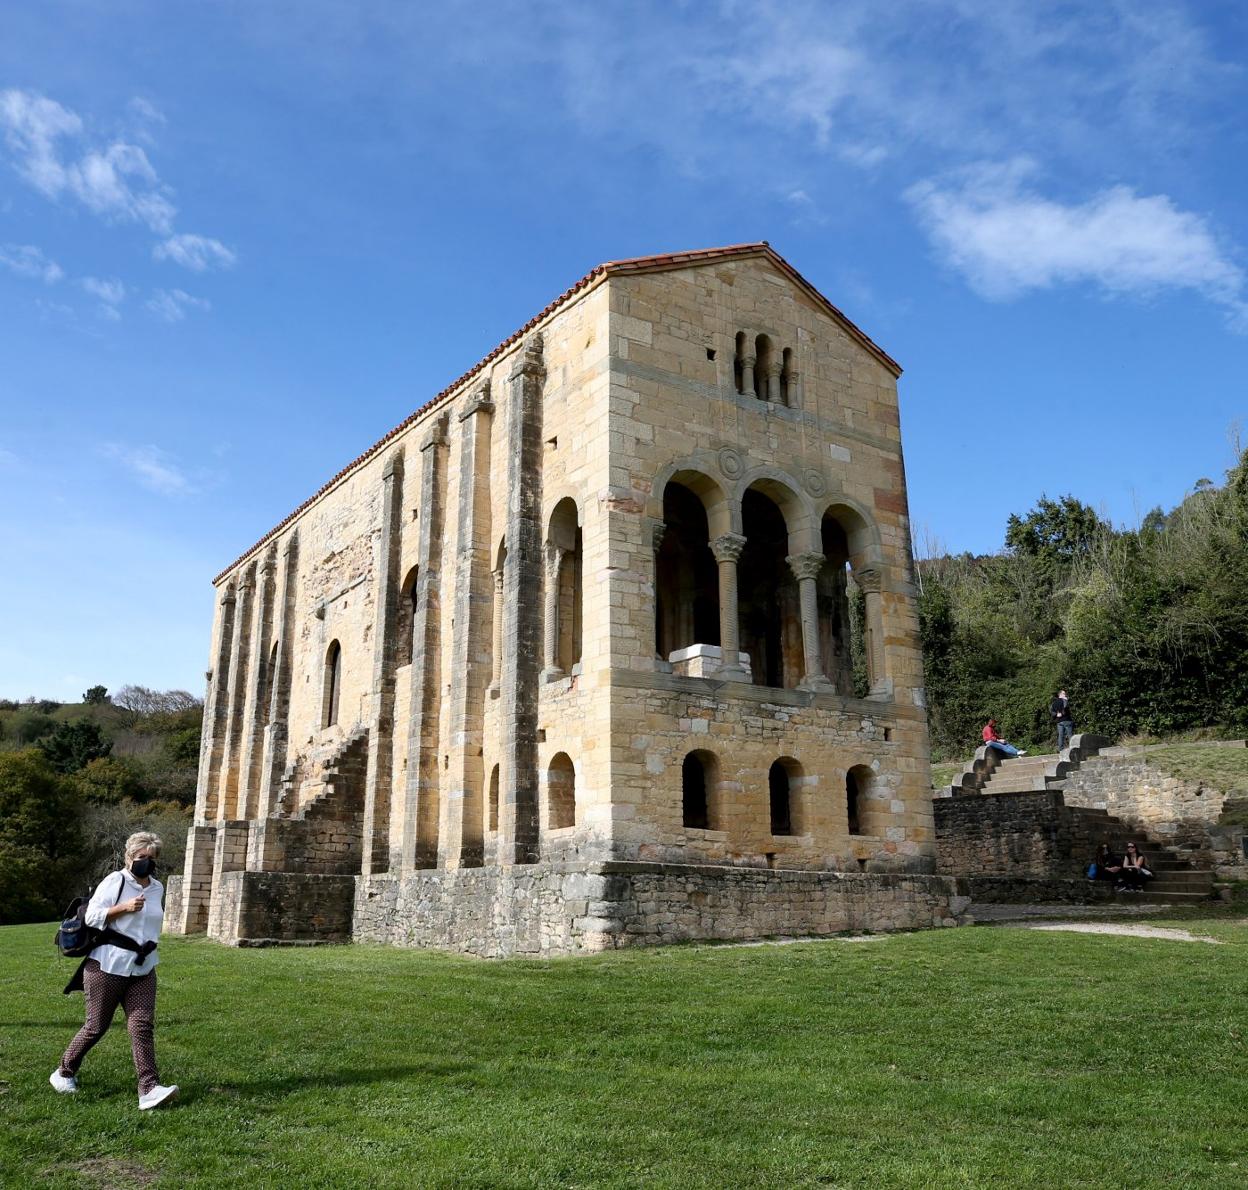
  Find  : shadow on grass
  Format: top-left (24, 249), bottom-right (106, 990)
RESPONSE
top-left (187, 1060), bottom-right (473, 1105)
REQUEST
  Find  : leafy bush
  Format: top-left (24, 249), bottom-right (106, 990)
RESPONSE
top-left (36, 719), bottom-right (113, 774)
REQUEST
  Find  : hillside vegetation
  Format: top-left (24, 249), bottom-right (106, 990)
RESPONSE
top-left (919, 443), bottom-right (1248, 760)
top-left (0, 687), bottom-right (197, 925)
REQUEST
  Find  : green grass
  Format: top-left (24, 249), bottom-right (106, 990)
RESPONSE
top-left (930, 762), bottom-right (964, 790)
top-left (1143, 744), bottom-right (1248, 802)
top-left (3, 920), bottom-right (1247, 1188)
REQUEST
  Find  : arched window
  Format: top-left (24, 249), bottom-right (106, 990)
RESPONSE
top-left (547, 753), bottom-right (575, 829)
top-left (780, 347), bottom-right (794, 407)
top-left (819, 504), bottom-right (880, 697)
top-left (263, 640), bottom-right (279, 727)
top-left (682, 750), bottom-right (719, 829)
top-left (323, 640), bottom-right (342, 728)
top-left (739, 488), bottom-right (801, 688)
top-left (488, 763), bottom-right (500, 833)
top-left (818, 516), bottom-right (854, 696)
top-left (396, 566), bottom-right (419, 669)
top-left (546, 500), bottom-right (582, 677)
top-left (769, 759), bottom-right (793, 836)
top-left (733, 331), bottom-right (747, 393)
top-left (754, 334), bottom-right (773, 400)
top-left (846, 765), bottom-right (873, 835)
top-left (656, 480), bottom-right (720, 659)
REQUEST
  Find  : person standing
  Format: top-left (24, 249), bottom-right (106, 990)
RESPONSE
top-left (1050, 689), bottom-right (1074, 752)
top-left (50, 831), bottom-right (179, 1110)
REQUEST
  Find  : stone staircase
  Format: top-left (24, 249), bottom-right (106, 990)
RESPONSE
top-left (940, 736), bottom-right (1215, 904)
top-left (1065, 805), bottom-right (1216, 904)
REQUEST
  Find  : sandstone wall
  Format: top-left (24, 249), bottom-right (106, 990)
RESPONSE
top-left (934, 792), bottom-right (1087, 879)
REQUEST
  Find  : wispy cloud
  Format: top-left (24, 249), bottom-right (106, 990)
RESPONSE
top-left (100, 443), bottom-right (195, 495)
top-left (146, 287), bottom-right (210, 323)
top-left (154, 233), bottom-right (237, 272)
top-left (0, 89), bottom-right (175, 233)
top-left (0, 242), bottom-right (63, 283)
top-left (80, 276), bottom-right (126, 320)
top-left (906, 159), bottom-right (1247, 327)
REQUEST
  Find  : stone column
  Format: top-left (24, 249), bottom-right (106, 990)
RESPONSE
top-left (787, 551), bottom-right (832, 691)
top-left (361, 448), bottom-right (406, 875)
top-left (400, 416), bottom-right (449, 871)
top-left (766, 360), bottom-right (783, 403)
top-left (442, 385), bottom-right (494, 869)
top-left (710, 533), bottom-right (748, 680)
top-left (258, 530), bottom-right (299, 820)
top-left (855, 566), bottom-right (890, 697)
top-left (786, 368), bottom-right (801, 408)
top-left (647, 516), bottom-right (666, 661)
top-left (195, 582), bottom-right (237, 823)
top-left (740, 352), bottom-right (756, 398)
top-left (541, 543), bottom-right (567, 682)
top-left (500, 333), bottom-right (545, 865)
top-left (217, 563), bottom-right (256, 820)
top-left (489, 564), bottom-right (505, 693)
top-left (237, 546), bottom-right (278, 820)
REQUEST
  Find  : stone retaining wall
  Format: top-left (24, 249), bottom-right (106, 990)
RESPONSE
top-left (208, 871), bottom-right (357, 945)
top-left (933, 792), bottom-right (1086, 879)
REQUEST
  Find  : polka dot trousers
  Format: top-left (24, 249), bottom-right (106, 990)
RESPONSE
top-left (60, 959), bottom-right (160, 1094)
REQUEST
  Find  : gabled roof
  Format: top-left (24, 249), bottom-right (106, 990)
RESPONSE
top-left (213, 242), bottom-right (900, 583)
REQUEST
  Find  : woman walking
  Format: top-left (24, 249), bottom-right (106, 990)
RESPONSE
top-left (50, 831), bottom-right (178, 1109)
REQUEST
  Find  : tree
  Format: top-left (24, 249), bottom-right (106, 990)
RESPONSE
top-left (9, 708), bottom-right (56, 744)
top-left (0, 750), bottom-right (87, 924)
top-left (36, 720), bottom-right (112, 774)
top-left (82, 685), bottom-right (111, 705)
top-left (72, 756), bottom-right (143, 804)
top-left (1005, 495), bottom-right (1110, 567)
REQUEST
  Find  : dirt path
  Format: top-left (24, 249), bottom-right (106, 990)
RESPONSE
top-left (1010, 921), bottom-right (1223, 943)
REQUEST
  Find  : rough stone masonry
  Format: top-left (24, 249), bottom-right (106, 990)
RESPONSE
top-left (165, 243), bottom-right (956, 955)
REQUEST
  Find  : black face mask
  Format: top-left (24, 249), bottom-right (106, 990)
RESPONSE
top-left (130, 857), bottom-right (156, 879)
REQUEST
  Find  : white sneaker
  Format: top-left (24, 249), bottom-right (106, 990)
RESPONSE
top-left (1018, 751), bottom-right (1028, 756)
top-left (138, 1084), bottom-right (179, 1110)
top-left (50, 1069), bottom-right (78, 1094)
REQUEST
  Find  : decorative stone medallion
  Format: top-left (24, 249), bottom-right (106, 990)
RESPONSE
top-left (717, 446), bottom-right (744, 479)
top-left (802, 467), bottom-right (827, 496)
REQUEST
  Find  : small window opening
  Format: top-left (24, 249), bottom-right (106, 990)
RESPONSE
top-left (548, 753), bottom-right (575, 829)
top-left (706, 347), bottom-right (716, 361)
top-left (682, 753), bottom-right (708, 829)
top-left (322, 640), bottom-right (342, 728)
top-left (488, 764), bottom-right (500, 833)
top-left (769, 759), bottom-right (792, 836)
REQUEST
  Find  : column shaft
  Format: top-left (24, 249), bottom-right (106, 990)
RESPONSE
top-left (258, 531), bottom-right (299, 819)
top-left (710, 533), bottom-right (748, 679)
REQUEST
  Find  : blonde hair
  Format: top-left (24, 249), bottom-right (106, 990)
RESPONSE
top-left (125, 831), bottom-right (163, 863)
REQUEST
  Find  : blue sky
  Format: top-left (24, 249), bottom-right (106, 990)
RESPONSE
top-left (1, 1), bottom-right (1246, 699)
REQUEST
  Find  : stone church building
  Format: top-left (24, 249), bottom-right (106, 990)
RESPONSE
top-left (166, 243), bottom-right (955, 955)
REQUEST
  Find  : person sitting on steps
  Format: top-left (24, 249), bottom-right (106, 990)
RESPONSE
top-left (1090, 841), bottom-right (1121, 883)
top-left (1117, 842), bottom-right (1154, 894)
top-left (982, 718), bottom-right (1027, 758)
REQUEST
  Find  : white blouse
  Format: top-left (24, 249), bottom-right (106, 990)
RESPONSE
top-left (83, 868), bottom-right (164, 977)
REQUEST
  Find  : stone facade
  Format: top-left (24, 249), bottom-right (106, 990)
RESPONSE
top-left (167, 244), bottom-right (949, 955)
top-left (1061, 745), bottom-right (1248, 879)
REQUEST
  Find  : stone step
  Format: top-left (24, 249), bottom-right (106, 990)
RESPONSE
top-left (982, 779), bottom-right (1054, 794)
top-left (1136, 890), bottom-right (1215, 903)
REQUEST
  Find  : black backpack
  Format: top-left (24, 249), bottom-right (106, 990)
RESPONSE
top-left (54, 873), bottom-right (125, 958)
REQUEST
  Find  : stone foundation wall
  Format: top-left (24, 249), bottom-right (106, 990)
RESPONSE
top-left (354, 861), bottom-right (957, 958)
top-left (934, 792), bottom-right (1086, 879)
top-left (208, 871), bottom-right (356, 945)
top-left (951, 875), bottom-right (1112, 905)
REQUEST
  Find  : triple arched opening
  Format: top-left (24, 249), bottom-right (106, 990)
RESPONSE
top-left (655, 471), bottom-right (884, 695)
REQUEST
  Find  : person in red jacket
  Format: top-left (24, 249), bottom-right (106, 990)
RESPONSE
top-left (982, 719), bottom-right (1026, 758)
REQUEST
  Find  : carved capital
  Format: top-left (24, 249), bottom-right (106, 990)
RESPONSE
top-left (741, 354), bottom-right (757, 369)
top-left (509, 332), bottom-right (545, 380)
top-left (853, 566), bottom-right (883, 593)
top-left (767, 360), bottom-right (783, 378)
top-left (710, 533), bottom-right (748, 565)
top-left (545, 542), bottom-right (567, 577)
top-left (381, 447), bottom-right (405, 480)
top-left (458, 381), bottom-right (494, 422)
top-left (786, 551), bottom-right (826, 582)
top-left (420, 413), bottom-right (449, 452)
top-left (646, 516), bottom-right (667, 552)
top-left (492, 568), bottom-right (505, 592)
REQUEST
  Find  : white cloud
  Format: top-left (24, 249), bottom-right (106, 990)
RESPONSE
top-left (0, 89), bottom-right (176, 233)
top-left (154, 233), bottom-right (237, 272)
top-left (906, 159), bottom-right (1247, 325)
top-left (146, 287), bottom-right (210, 323)
top-left (101, 443), bottom-right (194, 495)
top-left (81, 276), bottom-right (125, 305)
top-left (0, 242), bottom-right (63, 283)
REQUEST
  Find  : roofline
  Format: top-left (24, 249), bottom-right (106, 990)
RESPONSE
top-left (212, 242), bottom-right (900, 584)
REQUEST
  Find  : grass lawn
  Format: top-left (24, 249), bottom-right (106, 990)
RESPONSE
top-left (2, 919), bottom-right (1247, 1188)
top-left (1144, 745), bottom-right (1248, 804)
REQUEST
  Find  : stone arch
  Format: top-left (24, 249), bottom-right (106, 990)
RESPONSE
top-left (818, 498), bottom-right (888, 694)
top-left (735, 467), bottom-right (816, 550)
top-left (322, 639), bottom-right (342, 728)
top-left (846, 764), bottom-right (879, 835)
top-left (656, 472), bottom-right (725, 660)
top-left (769, 756), bottom-right (804, 837)
top-left (738, 474), bottom-right (809, 689)
top-left (681, 749), bottom-right (720, 830)
top-left (396, 565), bottom-right (419, 670)
top-left (648, 462), bottom-right (733, 537)
top-left (780, 347), bottom-right (795, 407)
top-left (547, 752), bottom-right (575, 829)
top-left (545, 497), bottom-right (582, 676)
